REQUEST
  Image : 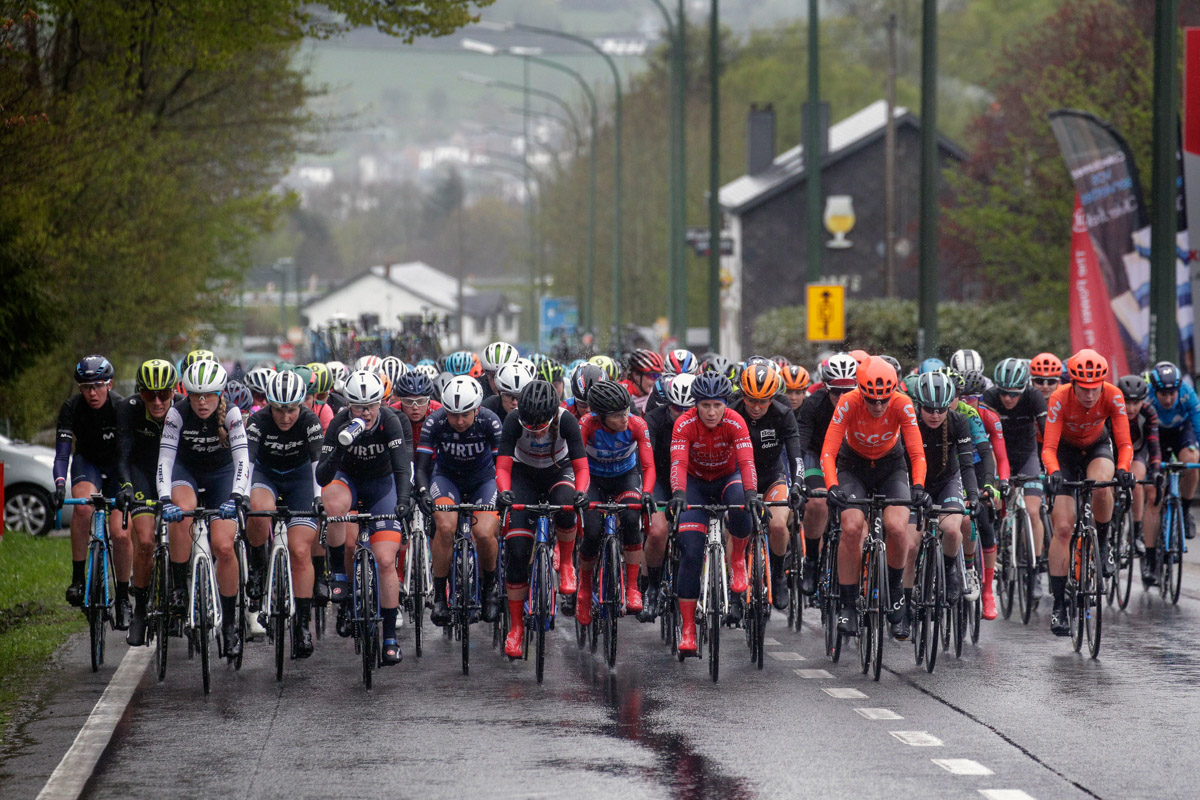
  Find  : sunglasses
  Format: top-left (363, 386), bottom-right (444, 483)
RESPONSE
top-left (500, 393), bottom-right (519, 403)
top-left (271, 403), bottom-right (300, 413)
top-left (521, 419), bottom-right (551, 432)
top-left (865, 397), bottom-right (890, 407)
top-left (399, 397), bottom-right (430, 408)
top-left (1032, 378), bottom-right (1058, 387)
top-left (79, 382), bottom-right (108, 392)
top-left (350, 403), bottom-right (380, 413)
top-left (140, 389), bottom-right (174, 402)
top-left (1001, 390), bottom-right (1023, 398)
top-left (921, 406), bottom-right (948, 415)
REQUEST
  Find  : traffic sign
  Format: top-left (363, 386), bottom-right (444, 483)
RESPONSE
top-left (276, 341), bottom-right (295, 361)
top-left (806, 284), bottom-right (845, 342)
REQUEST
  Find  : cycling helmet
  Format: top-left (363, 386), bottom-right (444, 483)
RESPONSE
top-left (666, 349), bottom-right (701, 376)
top-left (414, 363), bottom-right (439, 383)
top-left (354, 354), bottom-right (383, 374)
top-left (468, 353), bottom-right (484, 379)
top-left (306, 363), bottom-right (334, 395)
top-left (902, 373), bottom-right (921, 397)
top-left (915, 371), bottom-right (956, 410)
top-left (136, 359), bottom-right (177, 392)
top-left (770, 355), bottom-right (792, 369)
top-left (444, 350), bottom-right (474, 376)
top-left (342, 370), bottom-right (386, 405)
top-left (691, 373), bottom-right (733, 402)
top-left (292, 364), bottom-right (312, 389)
top-left (266, 370), bottom-right (306, 406)
top-left (1118, 374), bottom-right (1149, 401)
top-left (416, 358), bottom-right (436, 368)
top-left (441, 376), bottom-right (484, 413)
top-left (1066, 349), bottom-right (1109, 387)
top-left (824, 353), bottom-right (858, 389)
top-left (326, 360), bottom-right (348, 388)
top-left (961, 370), bottom-right (988, 396)
top-left (481, 342), bottom-right (519, 372)
top-left (224, 381), bottom-right (253, 413)
top-left (950, 348), bottom-right (983, 374)
top-left (496, 360), bottom-right (536, 395)
top-left (587, 380), bottom-right (632, 416)
top-left (243, 366), bottom-right (273, 397)
top-left (395, 372), bottom-right (434, 398)
top-left (628, 348), bottom-right (665, 376)
top-left (666, 373), bottom-right (697, 408)
top-left (940, 367), bottom-right (966, 396)
top-left (858, 357), bottom-right (898, 400)
top-left (75, 355), bottom-right (114, 383)
top-left (879, 355), bottom-right (903, 376)
top-left (379, 356), bottom-right (408, 386)
top-left (918, 357), bottom-right (945, 374)
top-left (703, 354), bottom-right (733, 378)
top-left (849, 349), bottom-right (871, 367)
top-left (1029, 353), bottom-right (1063, 379)
top-left (276, 361), bottom-right (295, 372)
top-left (528, 352), bottom-right (549, 365)
top-left (183, 349), bottom-right (216, 369)
top-left (517, 380), bottom-right (560, 427)
top-left (570, 363), bottom-right (606, 400)
top-left (744, 355), bottom-right (773, 370)
top-left (536, 358), bottom-right (565, 384)
top-left (740, 364), bottom-right (782, 400)
top-left (589, 355), bottom-right (620, 381)
top-left (781, 364), bottom-right (810, 391)
top-left (1149, 361), bottom-right (1183, 392)
top-left (182, 360), bottom-right (227, 394)
top-left (993, 357), bottom-right (1029, 391)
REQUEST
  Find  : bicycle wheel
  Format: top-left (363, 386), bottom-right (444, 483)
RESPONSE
top-left (787, 532), bottom-right (801, 630)
top-left (1114, 504), bottom-right (1134, 610)
top-left (356, 552), bottom-right (376, 690)
top-left (411, 533), bottom-right (426, 657)
top-left (870, 543), bottom-right (887, 681)
top-left (969, 593), bottom-right (981, 645)
top-left (858, 545), bottom-right (873, 675)
top-left (534, 546), bottom-right (551, 684)
top-left (1069, 535), bottom-right (1085, 654)
top-left (953, 597), bottom-right (965, 659)
top-left (151, 549), bottom-right (170, 682)
top-left (707, 544), bottom-right (722, 683)
top-left (602, 536), bottom-right (621, 668)
top-left (457, 539), bottom-right (472, 676)
top-left (823, 536), bottom-right (841, 662)
top-left (233, 542), bottom-right (248, 671)
top-left (1017, 511), bottom-right (1036, 625)
top-left (926, 550), bottom-right (943, 673)
top-left (997, 519), bottom-right (1015, 620)
top-left (750, 537), bottom-right (766, 670)
top-left (87, 543), bottom-right (105, 673)
top-left (912, 545), bottom-right (927, 666)
top-left (195, 565), bottom-right (212, 696)
top-left (1169, 505), bottom-right (1184, 605)
top-left (272, 549), bottom-right (289, 682)
top-left (1084, 531), bottom-right (1103, 658)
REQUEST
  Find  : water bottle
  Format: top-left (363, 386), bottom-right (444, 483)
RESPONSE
top-left (338, 418), bottom-right (366, 447)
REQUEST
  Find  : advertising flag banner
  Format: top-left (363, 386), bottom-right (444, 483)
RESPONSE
top-left (1069, 195), bottom-right (1130, 376)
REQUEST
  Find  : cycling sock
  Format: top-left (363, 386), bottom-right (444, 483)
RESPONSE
top-left (646, 565), bottom-right (663, 586)
top-left (886, 566), bottom-right (904, 603)
top-left (250, 544), bottom-right (268, 574)
top-left (903, 587), bottom-right (913, 606)
top-left (312, 555), bottom-right (326, 579)
top-left (1096, 522), bottom-right (1110, 549)
top-left (294, 597), bottom-right (311, 625)
top-left (72, 560), bottom-right (85, 585)
top-left (1049, 575), bottom-right (1067, 605)
top-left (433, 576), bottom-right (448, 602)
top-left (220, 594), bottom-right (236, 620)
top-left (133, 586), bottom-right (148, 612)
top-left (328, 544), bottom-right (346, 572)
top-left (116, 581), bottom-right (129, 603)
top-left (839, 583), bottom-right (857, 608)
top-left (943, 555), bottom-right (958, 577)
top-left (769, 551), bottom-right (785, 581)
top-left (170, 561), bottom-right (188, 591)
top-left (382, 606), bottom-right (398, 640)
top-left (804, 539), bottom-right (822, 563)
top-left (964, 551), bottom-right (976, 569)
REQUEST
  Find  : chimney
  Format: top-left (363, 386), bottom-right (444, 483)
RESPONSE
top-left (746, 103), bottom-right (776, 175)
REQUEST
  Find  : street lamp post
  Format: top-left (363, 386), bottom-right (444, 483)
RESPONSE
top-left (648, 0), bottom-right (681, 339)
top-left (708, 1), bottom-right (720, 352)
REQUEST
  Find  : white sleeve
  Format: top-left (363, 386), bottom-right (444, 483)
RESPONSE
top-left (156, 407), bottom-right (183, 501)
top-left (226, 407), bottom-right (251, 498)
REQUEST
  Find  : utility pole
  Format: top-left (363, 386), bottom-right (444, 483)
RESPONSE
top-left (1150, 0), bottom-right (1180, 363)
top-left (805, 0), bottom-right (823, 284)
top-left (917, 0), bottom-right (938, 360)
top-left (884, 12), bottom-right (898, 299)
top-left (707, 0), bottom-right (721, 351)
top-left (675, 0), bottom-right (689, 341)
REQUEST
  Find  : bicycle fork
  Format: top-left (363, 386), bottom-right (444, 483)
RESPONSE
top-left (698, 518), bottom-right (729, 620)
top-left (263, 525), bottom-right (295, 620)
top-left (190, 519), bottom-right (222, 630)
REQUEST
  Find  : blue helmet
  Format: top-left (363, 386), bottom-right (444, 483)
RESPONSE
top-left (224, 380), bottom-right (254, 413)
top-left (691, 373), bottom-right (733, 402)
top-left (1149, 361), bottom-right (1183, 392)
top-left (395, 372), bottom-right (434, 397)
top-left (75, 355), bottom-right (114, 383)
top-left (416, 358), bottom-right (436, 368)
top-left (918, 358), bottom-right (945, 375)
top-left (444, 350), bottom-right (474, 376)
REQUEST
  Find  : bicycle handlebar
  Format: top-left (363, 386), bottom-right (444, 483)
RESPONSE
top-left (1161, 462), bottom-right (1200, 472)
top-left (588, 501), bottom-right (656, 512)
top-left (506, 503), bottom-right (576, 513)
top-left (244, 508), bottom-right (322, 519)
top-left (1060, 480), bottom-right (1120, 489)
top-left (324, 513), bottom-right (400, 523)
top-left (433, 503), bottom-right (498, 514)
top-left (836, 496), bottom-right (914, 509)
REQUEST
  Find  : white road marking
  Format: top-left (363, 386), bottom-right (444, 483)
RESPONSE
top-left (855, 707), bottom-right (903, 720)
top-left (932, 759), bottom-right (994, 775)
top-left (889, 730), bottom-right (944, 746)
top-left (767, 651), bottom-right (805, 661)
top-left (823, 687), bottom-right (868, 699)
top-left (37, 646), bottom-right (152, 800)
top-left (794, 668), bottom-right (833, 679)
top-left (762, 637), bottom-right (781, 646)
top-left (979, 791), bottom-right (1037, 800)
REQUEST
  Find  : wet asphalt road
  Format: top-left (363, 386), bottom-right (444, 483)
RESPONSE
top-left (4, 569), bottom-right (1200, 800)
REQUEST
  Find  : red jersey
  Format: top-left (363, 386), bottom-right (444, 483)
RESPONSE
top-left (669, 408), bottom-right (757, 492)
top-left (1041, 383), bottom-right (1132, 472)
top-left (975, 403), bottom-right (1010, 481)
top-left (391, 399), bottom-right (442, 450)
top-left (820, 389), bottom-right (927, 488)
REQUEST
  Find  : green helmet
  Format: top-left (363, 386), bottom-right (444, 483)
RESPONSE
top-left (183, 349), bottom-right (216, 369)
top-left (993, 357), bottom-right (1030, 391)
top-left (292, 365), bottom-right (313, 393)
top-left (137, 359), bottom-right (178, 393)
top-left (536, 358), bottom-right (565, 383)
top-left (901, 373), bottom-right (921, 398)
top-left (915, 371), bottom-right (956, 410)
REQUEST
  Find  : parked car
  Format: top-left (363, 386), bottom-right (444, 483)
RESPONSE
top-left (1, 434), bottom-right (59, 536)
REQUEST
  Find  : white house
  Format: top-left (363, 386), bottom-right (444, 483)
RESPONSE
top-left (301, 262), bottom-right (520, 351)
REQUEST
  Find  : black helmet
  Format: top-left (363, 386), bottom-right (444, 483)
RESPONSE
top-left (1149, 361), bottom-right (1182, 392)
top-left (75, 355), bottom-right (114, 383)
top-left (518, 380), bottom-right (559, 427)
top-left (396, 372), bottom-right (434, 397)
top-left (1117, 374), bottom-right (1149, 402)
top-left (691, 373), bottom-right (733, 401)
top-left (570, 364), bottom-right (606, 401)
top-left (586, 381), bottom-right (631, 417)
top-left (961, 370), bottom-right (987, 396)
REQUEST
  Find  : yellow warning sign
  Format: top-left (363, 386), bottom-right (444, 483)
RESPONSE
top-left (806, 284), bottom-right (845, 342)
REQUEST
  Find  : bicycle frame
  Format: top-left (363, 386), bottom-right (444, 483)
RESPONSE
top-left (63, 496), bottom-right (117, 612)
top-left (183, 510), bottom-right (223, 632)
top-left (696, 510), bottom-right (730, 624)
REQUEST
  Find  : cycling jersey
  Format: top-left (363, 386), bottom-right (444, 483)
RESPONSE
top-left (309, 401), bottom-right (335, 433)
top-left (414, 407), bottom-right (503, 487)
top-left (918, 411), bottom-right (979, 498)
top-left (316, 407), bottom-right (412, 504)
top-left (1042, 383), bottom-right (1133, 473)
top-left (619, 378), bottom-right (650, 413)
top-left (643, 403), bottom-right (677, 494)
top-left (1149, 380), bottom-right (1200, 431)
top-left (730, 397), bottom-right (803, 483)
top-left (496, 407), bottom-right (583, 472)
top-left (795, 387), bottom-right (840, 456)
top-left (246, 406), bottom-right (324, 473)
top-left (821, 390), bottom-right (927, 488)
top-left (156, 400), bottom-right (251, 500)
top-left (563, 396), bottom-right (586, 420)
top-left (669, 408), bottom-right (757, 491)
top-left (974, 402), bottom-right (1010, 481)
top-left (1125, 405), bottom-right (1162, 467)
top-left (54, 392), bottom-right (122, 483)
top-left (954, 400), bottom-right (998, 485)
top-left (580, 413), bottom-right (655, 489)
top-left (116, 396), bottom-right (164, 485)
top-left (980, 386), bottom-right (1047, 468)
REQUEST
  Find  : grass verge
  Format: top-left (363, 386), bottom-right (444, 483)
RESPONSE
top-left (0, 531), bottom-right (85, 732)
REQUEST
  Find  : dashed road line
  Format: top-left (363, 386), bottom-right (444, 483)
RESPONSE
top-left (794, 668), bottom-right (833, 679)
top-left (979, 791), bottom-right (1037, 800)
top-left (854, 707), bottom-right (903, 720)
top-left (823, 687), bottom-right (869, 699)
top-left (889, 730), bottom-right (944, 746)
top-left (932, 758), bottom-right (993, 775)
top-left (762, 637), bottom-right (781, 646)
top-left (767, 651), bottom-right (805, 661)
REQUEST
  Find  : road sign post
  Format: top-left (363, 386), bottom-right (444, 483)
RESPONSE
top-left (806, 284), bottom-right (845, 343)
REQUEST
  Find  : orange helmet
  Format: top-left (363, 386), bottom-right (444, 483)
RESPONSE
top-left (1066, 349), bottom-right (1108, 387)
top-left (380, 373), bottom-right (394, 399)
top-left (782, 364), bottom-right (810, 391)
top-left (858, 356), bottom-right (898, 400)
top-left (469, 353), bottom-right (484, 379)
top-left (849, 349), bottom-right (871, 368)
top-left (740, 363), bottom-right (782, 400)
top-left (1030, 352), bottom-right (1063, 378)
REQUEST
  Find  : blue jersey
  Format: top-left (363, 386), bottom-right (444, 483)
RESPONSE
top-left (580, 412), bottom-right (654, 481)
top-left (1150, 381), bottom-right (1200, 432)
top-left (415, 407), bottom-right (503, 481)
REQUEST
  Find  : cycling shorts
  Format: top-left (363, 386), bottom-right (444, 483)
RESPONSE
top-left (252, 464), bottom-right (318, 530)
top-left (803, 452), bottom-right (825, 492)
top-left (1160, 424), bottom-right (1198, 460)
top-left (70, 454), bottom-right (121, 497)
top-left (678, 472), bottom-right (752, 538)
top-left (171, 460), bottom-right (235, 507)
top-left (430, 470), bottom-right (498, 512)
top-left (128, 464), bottom-right (157, 519)
top-left (1010, 451), bottom-right (1044, 498)
top-left (835, 447), bottom-right (910, 504)
top-left (326, 470), bottom-right (401, 542)
top-left (581, 470), bottom-right (643, 558)
top-left (1054, 437), bottom-right (1113, 491)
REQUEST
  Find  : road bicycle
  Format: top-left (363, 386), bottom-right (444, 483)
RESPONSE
top-left (578, 500), bottom-right (649, 667)
top-left (146, 511), bottom-right (172, 682)
top-left (1054, 479), bottom-right (1118, 659)
top-left (323, 512), bottom-right (395, 689)
top-left (505, 502), bottom-right (571, 684)
top-left (177, 508), bottom-right (223, 695)
top-left (910, 505), bottom-right (953, 673)
top-left (63, 495), bottom-right (125, 672)
top-left (404, 508), bottom-right (431, 657)
top-left (671, 502), bottom-right (742, 683)
top-left (995, 474), bottom-right (1041, 624)
top-left (245, 507), bottom-right (319, 681)
top-left (1154, 462), bottom-right (1197, 605)
top-left (434, 503), bottom-right (493, 676)
top-left (1108, 482), bottom-right (1141, 610)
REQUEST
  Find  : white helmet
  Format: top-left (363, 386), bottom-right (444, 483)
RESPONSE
top-left (342, 370), bottom-right (386, 404)
top-left (182, 360), bottom-right (228, 394)
top-left (950, 348), bottom-right (983, 374)
top-left (267, 370), bottom-right (307, 406)
top-left (379, 356), bottom-right (408, 386)
top-left (496, 360), bottom-right (536, 394)
top-left (414, 363), bottom-right (439, 383)
top-left (665, 373), bottom-right (697, 408)
top-left (481, 341), bottom-right (519, 372)
top-left (354, 354), bottom-right (383, 374)
top-left (441, 376), bottom-right (484, 413)
top-left (824, 353), bottom-right (858, 388)
top-left (325, 361), bottom-right (348, 392)
top-left (243, 366), bottom-right (274, 397)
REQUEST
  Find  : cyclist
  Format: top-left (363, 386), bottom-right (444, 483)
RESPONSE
top-left (316, 369), bottom-right (414, 666)
top-left (781, 365), bottom-right (811, 411)
top-left (116, 359), bottom-right (177, 645)
top-left (621, 349), bottom-right (665, 413)
top-left (820, 357), bottom-right (927, 637)
top-left (243, 366), bottom-right (275, 411)
top-left (379, 356), bottom-right (409, 404)
top-left (958, 369), bottom-right (1008, 620)
top-left (589, 354), bottom-right (620, 381)
top-left (640, 374), bottom-right (696, 622)
top-left (481, 341), bottom-right (520, 399)
top-left (981, 357), bottom-right (1049, 603)
top-left (576, 381), bottom-right (656, 623)
top-left (666, 349), bottom-right (702, 377)
top-left (668, 374), bottom-right (760, 654)
top-left (919, 358), bottom-right (945, 374)
top-left (413, 376), bottom-right (504, 626)
top-left (157, 360), bottom-right (252, 656)
top-left (731, 364), bottom-right (804, 613)
top-left (1029, 353), bottom-right (1063, 400)
top-left (393, 372), bottom-right (441, 448)
top-left (303, 363), bottom-right (336, 432)
top-left (56, 355), bottom-right (131, 626)
top-left (950, 348), bottom-right (984, 375)
top-left (1115, 375), bottom-right (1162, 585)
top-left (1041, 349), bottom-right (1133, 636)
top-left (495, 380), bottom-right (590, 658)
top-left (1145, 361), bottom-right (1200, 540)
top-left (794, 352), bottom-right (859, 596)
top-left (245, 370), bottom-right (325, 657)
top-left (483, 359), bottom-right (536, 418)
top-left (536, 358), bottom-right (567, 402)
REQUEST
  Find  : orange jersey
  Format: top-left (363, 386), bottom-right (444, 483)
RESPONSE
top-left (1041, 382), bottom-right (1132, 472)
top-left (820, 389), bottom-right (926, 488)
